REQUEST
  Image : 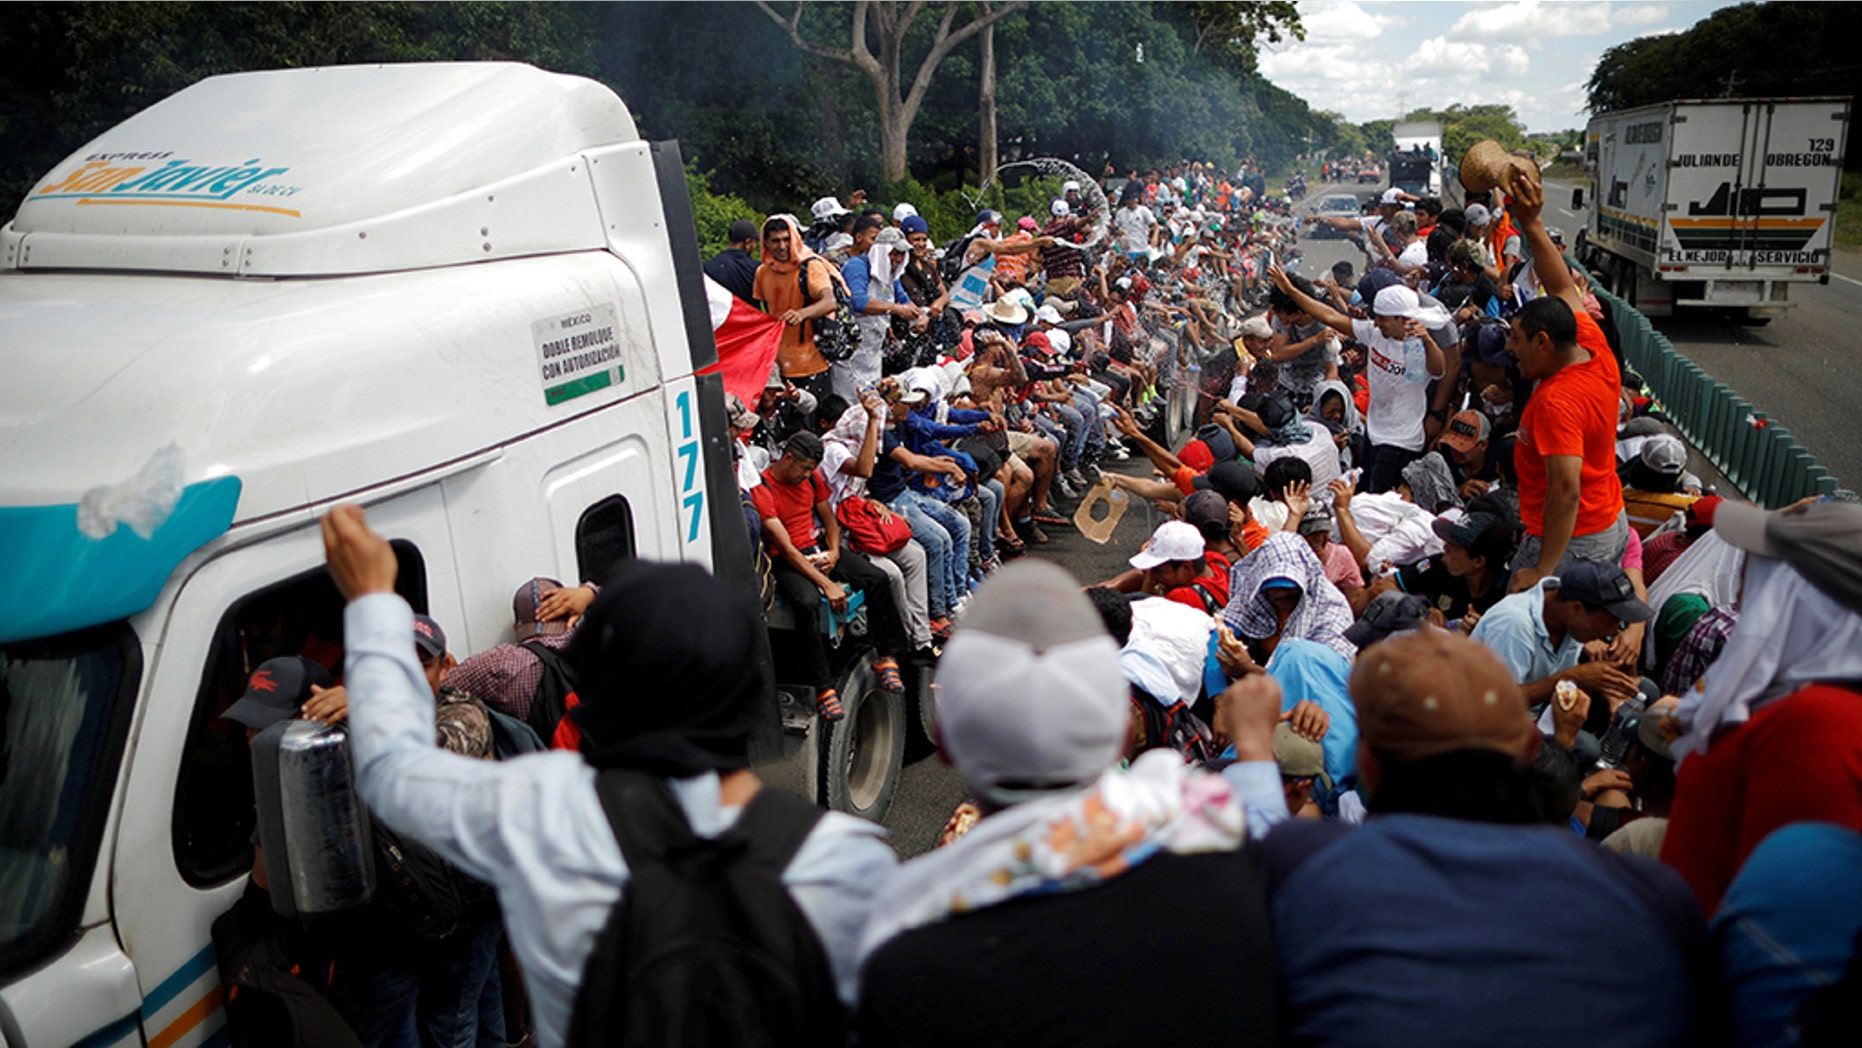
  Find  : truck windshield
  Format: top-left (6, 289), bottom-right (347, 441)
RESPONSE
top-left (0, 625), bottom-right (138, 978)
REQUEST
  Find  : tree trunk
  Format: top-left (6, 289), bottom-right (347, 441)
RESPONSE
top-left (879, 96), bottom-right (910, 181)
top-left (978, 21), bottom-right (998, 181)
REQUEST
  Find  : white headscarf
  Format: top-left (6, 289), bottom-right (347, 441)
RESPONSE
top-left (866, 239), bottom-right (908, 295)
top-left (1672, 557), bottom-right (1862, 762)
top-left (818, 403), bottom-right (877, 504)
top-left (1642, 531), bottom-right (1745, 670)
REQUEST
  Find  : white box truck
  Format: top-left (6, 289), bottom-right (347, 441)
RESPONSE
top-left (1574, 96), bottom-right (1851, 318)
top-left (0, 63), bottom-right (916, 1048)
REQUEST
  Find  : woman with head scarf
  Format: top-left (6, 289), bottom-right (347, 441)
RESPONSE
top-left (1662, 500), bottom-right (1862, 915)
top-left (1222, 532), bottom-right (1358, 663)
top-left (322, 509), bottom-right (897, 1046)
top-left (752, 213), bottom-right (846, 404)
top-left (1310, 378), bottom-right (1363, 471)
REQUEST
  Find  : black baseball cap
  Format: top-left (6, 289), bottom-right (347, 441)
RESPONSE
top-left (413, 614), bottom-right (447, 661)
top-left (1553, 561), bottom-right (1654, 623)
top-left (1193, 459), bottom-right (1260, 505)
top-left (222, 656), bottom-right (335, 730)
top-left (1344, 591), bottom-right (1432, 650)
top-left (727, 219), bottom-right (760, 243)
top-left (1256, 393), bottom-right (1295, 432)
top-left (784, 431), bottom-right (825, 462)
top-left (1432, 511), bottom-right (1501, 553)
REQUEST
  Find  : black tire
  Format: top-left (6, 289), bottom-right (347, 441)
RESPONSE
top-left (905, 657), bottom-right (939, 759)
top-left (821, 660), bottom-right (905, 823)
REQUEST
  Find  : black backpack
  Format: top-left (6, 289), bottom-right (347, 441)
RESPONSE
top-left (937, 233), bottom-right (982, 283)
top-left (519, 638), bottom-right (580, 744)
top-left (566, 770), bottom-right (842, 1048)
top-left (800, 257), bottom-right (858, 363)
top-left (370, 816), bottom-right (496, 943)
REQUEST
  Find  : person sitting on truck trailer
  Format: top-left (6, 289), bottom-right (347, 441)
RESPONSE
top-left (323, 506), bottom-right (898, 1048)
top-left (754, 431), bottom-right (912, 721)
top-left (1502, 174), bottom-right (1631, 592)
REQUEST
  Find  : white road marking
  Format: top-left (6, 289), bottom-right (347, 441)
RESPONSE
top-left (1556, 208), bottom-right (1576, 218)
top-left (1826, 271), bottom-right (1862, 289)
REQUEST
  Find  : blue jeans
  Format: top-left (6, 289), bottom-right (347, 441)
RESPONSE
top-left (419, 916), bottom-right (504, 1048)
top-left (974, 479), bottom-right (1002, 564)
top-left (1072, 388), bottom-right (1107, 458)
top-left (897, 490), bottom-right (971, 613)
top-left (1049, 402), bottom-right (1088, 470)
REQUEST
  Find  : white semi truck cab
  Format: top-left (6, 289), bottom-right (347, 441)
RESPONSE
top-left (0, 63), bottom-right (909, 1048)
top-left (1574, 96), bottom-right (1851, 318)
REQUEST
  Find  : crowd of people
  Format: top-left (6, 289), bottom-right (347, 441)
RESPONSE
top-left (228, 155), bottom-right (1862, 1048)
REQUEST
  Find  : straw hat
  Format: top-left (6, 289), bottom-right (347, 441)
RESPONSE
top-left (1459, 139), bottom-right (1540, 195)
top-left (984, 298), bottom-right (1029, 326)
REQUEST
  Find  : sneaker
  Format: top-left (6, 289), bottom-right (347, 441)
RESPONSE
top-left (1026, 524), bottom-right (1050, 544)
top-left (1054, 475), bottom-right (1081, 500)
top-left (1080, 462), bottom-right (1103, 483)
top-left (1064, 468), bottom-right (1090, 490)
top-left (1110, 443), bottom-right (1131, 461)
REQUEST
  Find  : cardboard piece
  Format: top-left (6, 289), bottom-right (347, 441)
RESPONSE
top-left (1074, 476), bottom-right (1131, 544)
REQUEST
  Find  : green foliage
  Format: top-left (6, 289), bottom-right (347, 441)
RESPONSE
top-left (1836, 171), bottom-right (1862, 248)
top-left (1401, 104), bottom-right (1538, 168)
top-left (1586, 2), bottom-right (1862, 169)
top-left (686, 167), bottom-right (762, 258)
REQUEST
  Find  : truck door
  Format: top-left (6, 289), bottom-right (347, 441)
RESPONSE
top-left (110, 488), bottom-right (459, 1048)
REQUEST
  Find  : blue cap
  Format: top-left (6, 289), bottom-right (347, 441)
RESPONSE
top-left (900, 215), bottom-right (929, 236)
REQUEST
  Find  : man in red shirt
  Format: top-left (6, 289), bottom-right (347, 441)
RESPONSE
top-left (752, 431), bottom-right (908, 720)
top-left (1504, 175), bottom-right (1628, 593)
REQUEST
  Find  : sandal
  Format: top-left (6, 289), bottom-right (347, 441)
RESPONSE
top-left (996, 531), bottom-right (1025, 553)
top-left (1031, 510), bottom-right (1069, 527)
top-left (873, 658), bottom-right (905, 694)
top-left (816, 688), bottom-right (846, 722)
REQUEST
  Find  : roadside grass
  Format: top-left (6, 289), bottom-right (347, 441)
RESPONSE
top-left (1542, 159), bottom-right (1585, 181)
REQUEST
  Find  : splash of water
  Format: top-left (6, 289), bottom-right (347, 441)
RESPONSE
top-left (965, 157), bottom-right (1111, 250)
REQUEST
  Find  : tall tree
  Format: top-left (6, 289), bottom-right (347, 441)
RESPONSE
top-left (752, 0), bottom-right (1026, 180)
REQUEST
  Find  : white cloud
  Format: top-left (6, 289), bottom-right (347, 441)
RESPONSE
top-left (1450, 1), bottom-right (1614, 41)
top-left (1295, 0), bottom-right (1410, 43)
top-left (1611, 3), bottom-right (1670, 27)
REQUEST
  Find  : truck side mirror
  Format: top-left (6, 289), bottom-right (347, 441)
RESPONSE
top-left (1571, 188), bottom-right (1584, 210)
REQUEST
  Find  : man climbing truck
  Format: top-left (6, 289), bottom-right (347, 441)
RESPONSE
top-left (0, 62), bottom-right (916, 1048)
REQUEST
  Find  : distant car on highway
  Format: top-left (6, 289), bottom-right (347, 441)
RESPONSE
top-left (1307, 194), bottom-right (1362, 238)
top-left (1357, 164), bottom-right (1382, 184)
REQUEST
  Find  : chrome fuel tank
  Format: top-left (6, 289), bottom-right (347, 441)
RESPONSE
top-left (250, 719), bottom-right (375, 919)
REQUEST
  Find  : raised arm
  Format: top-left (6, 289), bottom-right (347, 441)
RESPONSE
top-left (1506, 175), bottom-right (1581, 313)
top-left (1268, 263), bottom-right (1354, 339)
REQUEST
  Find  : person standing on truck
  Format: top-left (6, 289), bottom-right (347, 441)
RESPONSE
top-left (322, 506), bottom-right (896, 1048)
top-left (703, 218), bottom-right (760, 303)
top-left (840, 225), bottom-right (922, 402)
top-left (753, 214), bottom-right (842, 405)
top-left (1501, 174), bottom-right (1629, 591)
top-left (755, 430), bottom-right (912, 721)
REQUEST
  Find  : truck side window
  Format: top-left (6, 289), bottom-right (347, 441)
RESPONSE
top-left (576, 496), bottom-right (635, 586)
top-left (172, 542), bottom-right (426, 887)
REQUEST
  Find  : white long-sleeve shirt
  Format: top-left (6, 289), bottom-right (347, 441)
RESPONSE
top-left (343, 593), bottom-right (897, 1047)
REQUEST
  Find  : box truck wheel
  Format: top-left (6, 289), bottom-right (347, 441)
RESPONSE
top-left (821, 659), bottom-right (905, 822)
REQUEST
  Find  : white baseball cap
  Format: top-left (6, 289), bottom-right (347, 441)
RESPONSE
top-left (892, 202), bottom-right (919, 223)
top-left (1380, 188), bottom-right (1405, 206)
top-left (811, 196), bottom-right (850, 221)
top-left (1063, 179), bottom-right (1082, 192)
top-left (1372, 284), bottom-right (1425, 319)
top-left (1051, 199), bottom-right (1071, 217)
top-left (1129, 520), bottom-right (1205, 570)
top-left (1035, 304), bottom-right (1064, 326)
top-left (937, 561), bottom-right (1128, 807)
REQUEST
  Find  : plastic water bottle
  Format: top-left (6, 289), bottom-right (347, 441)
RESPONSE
top-left (1600, 692), bottom-right (1647, 768)
top-left (1402, 336), bottom-right (1429, 384)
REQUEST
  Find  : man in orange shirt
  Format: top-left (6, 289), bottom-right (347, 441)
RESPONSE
top-left (1504, 176), bottom-right (1628, 593)
top-left (752, 214), bottom-right (841, 403)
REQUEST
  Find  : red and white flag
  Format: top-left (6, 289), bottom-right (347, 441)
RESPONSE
top-left (699, 276), bottom-right (784, 406)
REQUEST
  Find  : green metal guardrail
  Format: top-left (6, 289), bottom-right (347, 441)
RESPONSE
top-left (1583, 279), bottom-right (1852, 508)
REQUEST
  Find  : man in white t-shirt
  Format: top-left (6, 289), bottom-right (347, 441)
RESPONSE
top-left (1113, 183), bottom-right (1159, 260)
top-left (1265, 264), bottom-right (1445, 494)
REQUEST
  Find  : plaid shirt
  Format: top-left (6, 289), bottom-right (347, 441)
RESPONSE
top-left (1642, 532), bottom-right (1688, 586)
top-left (445, 629), bottom-right (578, 721)
top-left (1661, 606), bottom-right (1738, 697)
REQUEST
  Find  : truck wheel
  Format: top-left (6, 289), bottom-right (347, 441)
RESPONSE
top-left (821, 660), bottom-right (905, 823)
top-left (905, 657), bottom-right (939, 759)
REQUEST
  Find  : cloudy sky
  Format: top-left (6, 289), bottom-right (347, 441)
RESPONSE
top-left (1259, 0), bottom-right (1735, 134)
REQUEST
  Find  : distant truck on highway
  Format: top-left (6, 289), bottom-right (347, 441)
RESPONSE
top-left (1573, 97), bottom-right (1851, 319)
top-left (1390, 120), bottom-right (1444, 197)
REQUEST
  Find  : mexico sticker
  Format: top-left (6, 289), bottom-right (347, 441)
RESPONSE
top-left (532, 303), bottom-right (623, 406)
